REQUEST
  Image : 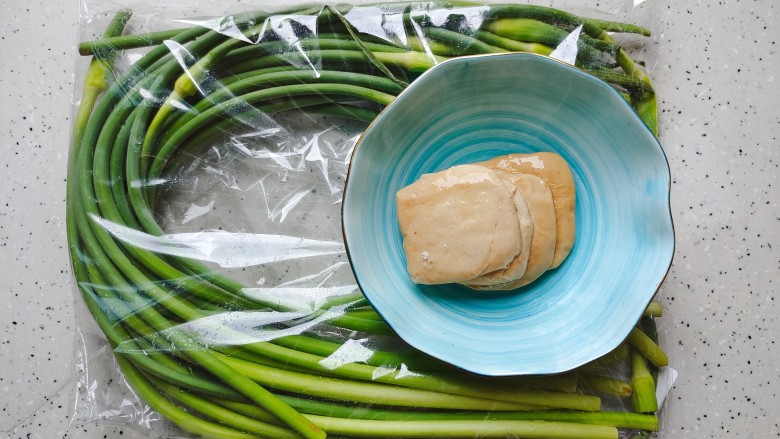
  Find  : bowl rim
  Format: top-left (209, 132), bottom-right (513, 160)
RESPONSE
top-left (340, 51), bottom-right (675, 376)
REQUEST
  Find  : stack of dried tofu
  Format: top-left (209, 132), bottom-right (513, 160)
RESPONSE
top-left (396, 152), bottom-right (576, 291)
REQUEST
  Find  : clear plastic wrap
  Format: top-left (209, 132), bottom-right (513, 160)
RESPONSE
top-left (67, 1), bottom-right (673, 438)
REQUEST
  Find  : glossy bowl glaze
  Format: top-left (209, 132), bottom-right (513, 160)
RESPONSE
top-left (342, 53), bottom-right (674, 376)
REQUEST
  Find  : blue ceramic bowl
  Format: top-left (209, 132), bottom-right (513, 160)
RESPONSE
top-left (342, 53), bottom-right (674, 376)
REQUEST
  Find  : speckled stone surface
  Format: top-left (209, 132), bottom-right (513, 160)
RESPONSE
top-left (1, 0), bottom-right (778, 438)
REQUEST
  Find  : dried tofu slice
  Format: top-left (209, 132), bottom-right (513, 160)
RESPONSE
top-left (480, 152), bottom-right (575, 269)
top-left (396, 164), bottom-right (522, 284)
top-left (464, 188), bottom-right (533, 287)
top-left (509, 174), bottom-right (558, 286)
top-left (484, 174), bottom-right (558, 291)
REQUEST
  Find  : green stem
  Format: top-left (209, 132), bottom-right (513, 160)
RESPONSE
top-left (80, 257), bottom-right (245, 401)
top-left (158, 98), bottom-right (371, 183)
top-left (404, 26), bottom-right (647, 94)
top-left (79, 29), bottom-right (184, 56)
top-left (407, 36), bottom-right (463, 56)
top-left (220, 354), bottom-right (545, 411)
top-left (586, 18), bottom-right (651, 36)
top-left (630, 349), bottom-right (658, 413)
top-left (309, 417), bottom-right (618, 439)
top-left (475, 30), bottom-right (553, 55)
top-left (149, 82), bottom-right (395, 182)
top-left (588, 68), bottom-right (654, 93)
top-left (150, 375), bottom-right (301, 438)
top-left (644, 302), bottom-right (663, 318)
top-left (325, 5), bottom-right (409, 87)
top-left (578, 373), bottom-right (633, 398)
top-left (71, 10), bottom-right (132, 159)
top-left (326, 313), bottom-right (396, 335)
top-left (175, 384), bottom-right (620, 439)
top-left (77, 5), bottom-right (323, 56)
top-left (249, 333), bottom-right (578, 394)
top-left (225, 49), bottom-right (441, 75)
top-left (481, 3), bottom-right (650, 36)
top-left (628, 328), bottom-right (669, 368)
top-left (640, 317), bottom-right (661, 385)
top-left (115, 356), bottom-right (263, 439)
top-left (482, 18), bottom-right (618, 55)
top-left (230, 339), bottom-right (597, 410)
top-left (271, 334), bottom-right (450, 372)
top-left (222, 397), bottom-right (658, 430)
top-left (593, 30), bottom-right (658, 134)
top-left (423, 27), bottom-right (506, 55)
top-left (157, 69), bottom-right (402, 155)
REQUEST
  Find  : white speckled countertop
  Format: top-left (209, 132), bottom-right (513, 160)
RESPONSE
top-left (1, 0), bottom-right (778, 438)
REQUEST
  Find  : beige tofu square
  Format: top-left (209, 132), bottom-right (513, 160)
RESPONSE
top-left (396, 164), bottom-right (522, 284)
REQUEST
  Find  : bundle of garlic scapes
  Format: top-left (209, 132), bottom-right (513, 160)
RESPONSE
top-left (396, 153), bottom-right (575, 290)
top-left (69, 3), bottom-right (666, 438)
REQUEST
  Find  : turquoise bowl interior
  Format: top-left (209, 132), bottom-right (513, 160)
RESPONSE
top-left (342, 53), bottom-right (674, 376)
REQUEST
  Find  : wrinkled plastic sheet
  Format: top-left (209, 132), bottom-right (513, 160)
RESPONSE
top-left (66, 1), bottom-right (672, 438)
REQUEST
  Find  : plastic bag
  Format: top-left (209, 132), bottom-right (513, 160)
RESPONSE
top-left (67, 1), bottom-right (672, 437)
